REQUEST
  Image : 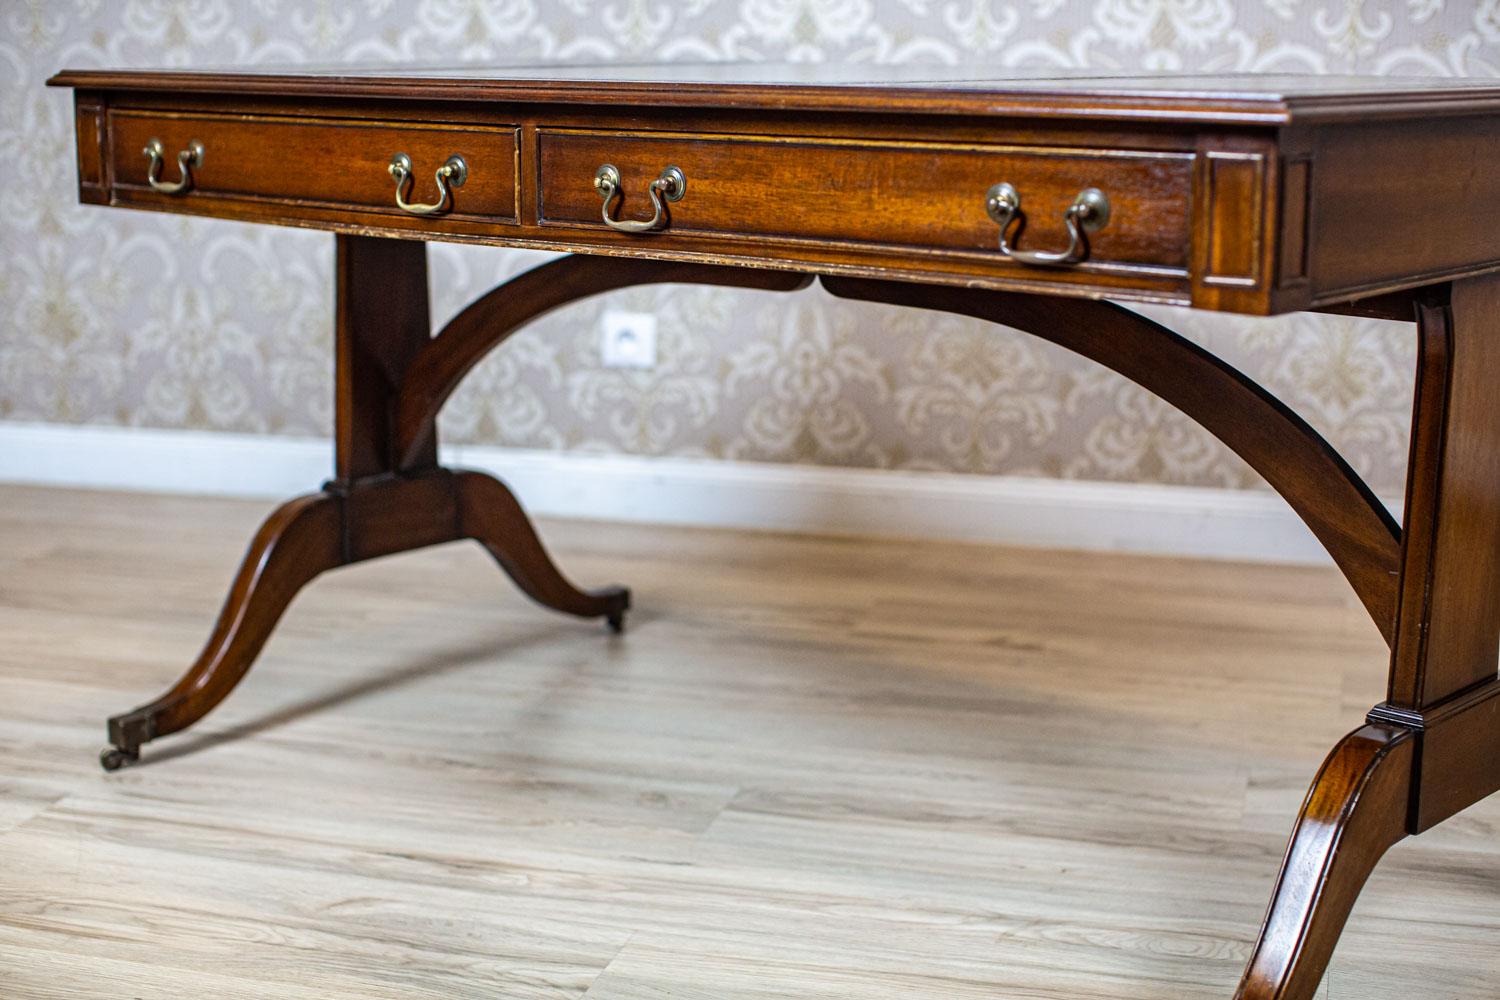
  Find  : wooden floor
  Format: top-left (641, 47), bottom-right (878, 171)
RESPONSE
top-left (1, 484), bottom-right (1497, 999)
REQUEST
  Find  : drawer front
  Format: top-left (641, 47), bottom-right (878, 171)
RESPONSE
top-left (538, 130), bottom-right (1192, 274)
top-left (108, 111), bottom-right (519, 223)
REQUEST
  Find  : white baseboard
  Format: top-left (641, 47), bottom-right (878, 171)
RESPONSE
top-left (0, 422), bottom-right (1389, 565)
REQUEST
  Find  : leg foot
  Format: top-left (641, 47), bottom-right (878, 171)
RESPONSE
top-left (99, 747), bottom-right (139, 772)
top-left (455, 469), bottom-right (631, 625)
top-left (102, 492), bottom-right (343, 762)
top-left (607, 606), bottom-right (627, 634)
top-left (1234, 723), bottom-right (1415, 1000)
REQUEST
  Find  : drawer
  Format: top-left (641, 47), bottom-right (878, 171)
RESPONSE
top-left (108, 111), bottom-right (519, 223)
top-left (537, 129), bottom-right (1193, 275)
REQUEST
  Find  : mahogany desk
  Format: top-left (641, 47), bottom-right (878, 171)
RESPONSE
top-left (46, 64), bottom-right (1500, 999)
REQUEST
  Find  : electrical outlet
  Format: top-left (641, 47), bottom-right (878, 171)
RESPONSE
top-left (600, 309), bottom-right (658, 369)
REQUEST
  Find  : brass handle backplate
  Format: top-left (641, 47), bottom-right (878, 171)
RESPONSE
top-left (389, 153), bottom-right (467, 216)
top-left (143, 138), bottom-right (204, 195)
top-left (985, 183), bottom-right (1111, 267)
top-left (594, 163), bottom-right (686, 234)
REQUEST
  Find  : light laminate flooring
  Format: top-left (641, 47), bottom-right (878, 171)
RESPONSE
top-left (1, 484), bottom-right (1497, 999)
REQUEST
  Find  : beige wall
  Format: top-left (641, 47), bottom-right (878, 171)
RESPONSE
top-left (5, 1), bottom-right (1498, 496)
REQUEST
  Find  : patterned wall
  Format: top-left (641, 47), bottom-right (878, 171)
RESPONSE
top-left (4, 1), bottom-right (1498, 495)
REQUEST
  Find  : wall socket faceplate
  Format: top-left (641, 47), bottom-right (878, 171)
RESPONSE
top-left (599, 309), bottom-right (658, 369)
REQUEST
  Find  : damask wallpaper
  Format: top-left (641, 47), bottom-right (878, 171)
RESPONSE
top-left (4, 1), bottom-right (1498, 495)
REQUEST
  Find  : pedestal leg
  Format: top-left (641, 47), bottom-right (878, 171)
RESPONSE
top-left (101, 236), bottom-right (631, 768)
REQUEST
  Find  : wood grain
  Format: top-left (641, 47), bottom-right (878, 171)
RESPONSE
top-left (536, 130), bottom-right (1192, 272)
top-left (47, 65), bottom-right (1500, 123)
top-left (108, 110), bottom-right (520, 224)
top-left (1233, 724), bottom-right (1415, 1000)
top-left (334, 234), bottom-right (435, 482)
top-left (101, 492), bottom-right (342, 761)
top-left (1387, 276), bottom-right (1500, 710)
top-left (52, 69), bottom-right (1500, 314)
top-left (3, 484), bottom-right (1498, 999)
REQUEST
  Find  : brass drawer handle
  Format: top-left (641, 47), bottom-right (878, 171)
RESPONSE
top-left (143, 138), bottom-right (204, 195)
top-left (985, 183), bottom-right (1111, 266)
top-left (388, 153), bottom-right (467, 216)
top-left (594, 163), bottom-right (686, 234)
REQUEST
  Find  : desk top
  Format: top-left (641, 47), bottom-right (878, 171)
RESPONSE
top-left (47, 63), bottom-right (1500, 315)
top-left (47, 63), bottom-right (1500, 125)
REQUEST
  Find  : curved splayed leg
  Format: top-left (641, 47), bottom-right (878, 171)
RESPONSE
top-left (102, 493), bottom-right (342, 769)
top-left (454, 469), bottom-right (630, 632)
top-left (1234, 725), bottom-right (1414, 1000)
